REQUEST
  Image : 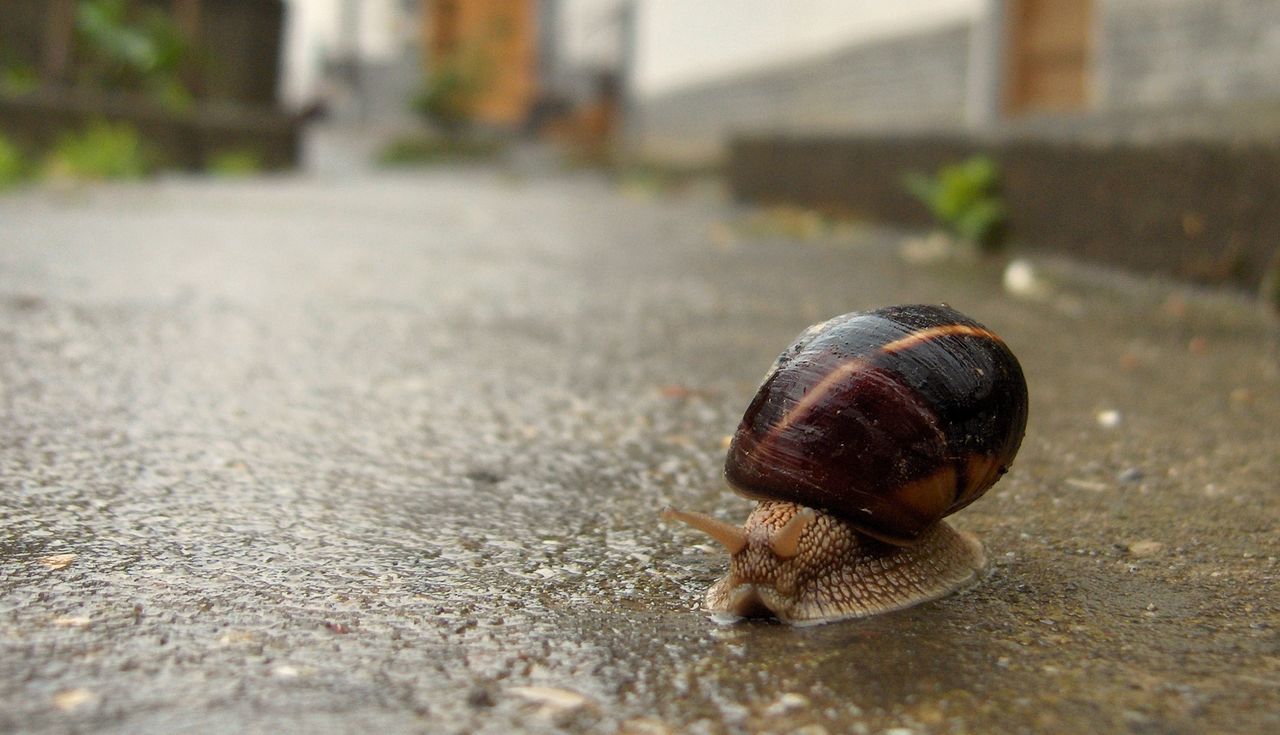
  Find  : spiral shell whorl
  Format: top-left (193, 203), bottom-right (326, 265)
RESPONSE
top-left (724, 304), bottom-right (1028, 545)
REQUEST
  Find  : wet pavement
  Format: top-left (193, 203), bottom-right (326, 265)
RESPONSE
top-left (1, 167), bottom-right (1277, 734)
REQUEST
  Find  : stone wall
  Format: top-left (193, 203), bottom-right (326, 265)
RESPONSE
top-left (1096, 0), bottom-right (1280, 111)
top-left (627, 1), bottom-right (1280, 161)
top-left (0, 89), bottom-right (301, 171)
top-left (629, 23), bottom-right (972, 163)
top-left (729, 134), bottom-right (1280, 292)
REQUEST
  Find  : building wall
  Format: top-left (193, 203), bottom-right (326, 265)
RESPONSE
top-left (626, 0), bottom-right (1280, 162)
top-left (280, 0), bottom-right (418, 109)
top-left (631, 0), bottom-right (981, 96)
top-left (631, 22), bottom-right (973, 162)
top-left (557, 0), bottom-right (626, 72)
top-left (1095, 0), bottom-right (1280, 111)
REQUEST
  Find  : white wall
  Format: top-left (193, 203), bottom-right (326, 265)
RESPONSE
top-left (558, 0), bottom-right (628, 70)
top-left (632, 0), bottom-right (982, 96)
top-left (280, 0), bottom-right (419, 108)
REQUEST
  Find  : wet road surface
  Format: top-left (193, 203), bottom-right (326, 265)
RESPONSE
top-left (1, 169), bottom-right (1277, 733)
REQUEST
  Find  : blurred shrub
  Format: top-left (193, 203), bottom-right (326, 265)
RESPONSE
top-left (0, 132), bottom-right (29, 189)
top-left (207, 149), bottom-right (263, 177)
top-left (0, 43), bottom-right (40, 94)
top-left (377, 135), bottom-right (502, 166)
top-left (1262, 248), bottom-right (1280, 316)
top-left (411, 48), bottom-right (490, 132)
top-left (75, 0), bottom-right (193, 109)
top-left (904, 156), bottom-right (1008, 251)
top-left (45, 121), bottom-right (151, 180)
top-left (1, 65), bottom-right (40, 94)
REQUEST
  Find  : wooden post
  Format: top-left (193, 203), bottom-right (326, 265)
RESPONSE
top-left (173, 0), bottom-right (204, 39)
top-left (44, 0), bottom-right (76, 86)
top-left (172, 0), bottom-right (204, 98)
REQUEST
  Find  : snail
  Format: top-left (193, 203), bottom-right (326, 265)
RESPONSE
top-left (663, 304), bottom-right (1028, 625)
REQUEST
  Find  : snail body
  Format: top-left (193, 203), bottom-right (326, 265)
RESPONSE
top-left (664, 304), bottom-right (1028, 625)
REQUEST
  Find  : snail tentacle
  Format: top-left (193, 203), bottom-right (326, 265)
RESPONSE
top-left (768, 507), bottom-right (814, 559)
top-left (660, 507), bottom-right (747, 554)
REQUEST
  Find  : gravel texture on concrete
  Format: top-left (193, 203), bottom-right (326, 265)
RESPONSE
top-left (1, 169), bottom-right (1277, 734)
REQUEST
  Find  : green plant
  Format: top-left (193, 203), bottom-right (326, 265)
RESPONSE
top-left (74, 0), bottom-right (193, 109)
top-left (376, 134), bottom-right (502, 166)
top-left (904, 156), bottom-right (1008, 251)
top-left (0, 132), bottom-right (29, 189)
top-left (411, 47), bottom-right (491, 131)
top-left (1262, 248), bottom-right (1280, 317)
top-left (207, 149), bottom-right (263, 177)
top-left (0, 40), bottom-right (40, 94)
top-left (412, 65), bottom-right (474, 131)
top-left (45, 121), bottom-right (151, 180)
top-left (1, 64), bottom-right (40, 93)
top-left (0, 54), bottom-right (39, 94)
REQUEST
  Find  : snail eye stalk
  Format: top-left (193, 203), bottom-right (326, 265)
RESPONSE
top-left (661, 507), bottom-right (748, 554)
top-left (769, 508), bottom-right (814, 559)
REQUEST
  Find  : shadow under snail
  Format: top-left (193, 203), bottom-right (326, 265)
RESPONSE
top-left (663, 304), bottom-right (1028, 625)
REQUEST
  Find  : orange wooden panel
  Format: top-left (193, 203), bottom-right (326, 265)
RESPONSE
top-left (1006, 0), bottom-right (1093, 114)
top-left (426, 0), bottom-right (537, 126)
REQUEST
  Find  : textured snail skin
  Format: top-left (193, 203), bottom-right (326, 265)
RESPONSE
top-left (706, 502), bottom-right (985, 625)
top-left (666, 305), bottom-right (1026, 624)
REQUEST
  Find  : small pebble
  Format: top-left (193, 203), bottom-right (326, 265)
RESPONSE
top-left (707, 221), bottom-right (738, 250)
top-left (1127, 540), bottom-right (1165, 558)
top-left (1117, 467), bottom-right (1144, 483)
top-left (1003, 259), bottom-right (1050, 300)
top-left (39, 553), bottom-right (77, 570)
top-left (619, 717), bottom-right (674, 735)
top-left (1162, 294), bottom-right (1188, 318)
top-left (1096, 410), bottom-right (1122, 429)
top-left (52, 689), bottom-right (95, 712)
top-left (764, 692), bottom-right (809, 715)
top-left (1064, 478), bottom-right (1108, 492)
top-left (466, 686), bottom-right (495, 708)
top-left (508, 686), bottom-right (592, 715)
top-left (900, 232), bottom-right (954, 265)
top-left (217, 630), bottom-right (258, 647)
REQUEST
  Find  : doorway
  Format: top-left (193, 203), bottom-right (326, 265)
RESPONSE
top-left (1004, 0), bottom-right (1095, 115)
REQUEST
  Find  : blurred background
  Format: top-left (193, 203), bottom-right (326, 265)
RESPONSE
top-left (2, 0), bottom-right (1280, 295)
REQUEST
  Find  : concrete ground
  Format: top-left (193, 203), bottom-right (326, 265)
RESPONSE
top-left (0, 163), bottom-right (1277, 735)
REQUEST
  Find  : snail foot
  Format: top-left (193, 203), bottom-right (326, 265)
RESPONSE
top-left (705, 506), bottom-right (986, 626)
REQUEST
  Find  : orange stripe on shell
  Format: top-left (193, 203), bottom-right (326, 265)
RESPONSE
top-left (765, 323), bottom-right (1003, 442)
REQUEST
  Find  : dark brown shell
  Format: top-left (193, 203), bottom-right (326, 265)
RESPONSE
top-left (724, 304), bottom-right (1028, 545)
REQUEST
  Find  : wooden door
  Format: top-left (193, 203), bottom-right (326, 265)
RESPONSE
top-left (426, 0), bottom-right (537, 127)
top-left (1005, 0), bottom-right (1094, 115)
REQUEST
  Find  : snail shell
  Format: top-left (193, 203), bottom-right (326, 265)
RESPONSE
top-left (663, 304), bottom-right (1028, 624)
top-left (726, 303), bottom-right (1028, 544)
